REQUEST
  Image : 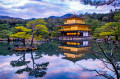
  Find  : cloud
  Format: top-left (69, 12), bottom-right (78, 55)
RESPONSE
top-left (0, 0), bottom-right (119, 19)
top-left (0, 0), bottom-right (30, 8)
top-left (0, 0), bottom-right (70, 19)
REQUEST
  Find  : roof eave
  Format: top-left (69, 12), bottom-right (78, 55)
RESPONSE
top-left (57, 24), bottom-right (92, 27)
top-left (62, 18), bottom-right (86, 20)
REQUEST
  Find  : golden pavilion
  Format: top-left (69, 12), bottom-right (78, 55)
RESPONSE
top-left (58, 40), bottom-right (91, 63)
top-left (58, 13), bottom-right (91, 40)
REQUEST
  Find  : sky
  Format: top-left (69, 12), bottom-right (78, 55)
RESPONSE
top-left (0, 0), bottom-right (119, 19)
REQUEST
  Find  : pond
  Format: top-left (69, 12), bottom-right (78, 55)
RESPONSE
top-left (0, 40), bottom-right (120, 79)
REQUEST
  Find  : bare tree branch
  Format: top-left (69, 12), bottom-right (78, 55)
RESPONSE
top-left (96, 42), bottom-right (119, 79)
top-left (77, 64), bottom-right (112, 79)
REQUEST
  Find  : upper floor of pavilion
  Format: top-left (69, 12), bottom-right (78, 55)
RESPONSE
top-left (62, 13), bottom-right (86, 24)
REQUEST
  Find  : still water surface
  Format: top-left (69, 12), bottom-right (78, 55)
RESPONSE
top-left (0, 40), bottom-right (119, 79)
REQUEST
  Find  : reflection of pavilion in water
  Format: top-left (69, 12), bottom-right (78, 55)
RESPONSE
top-left (58, 40), bottom-right (91, 63)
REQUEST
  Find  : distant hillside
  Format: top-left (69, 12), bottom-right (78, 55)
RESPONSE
top-left (0, 13), bottom-right (108, 21)
top-left (48, 16), bottom-right (59, 19)
top-left (27, 18), bottom-right (36, 20)
top-left (60, 13), bottom-right (73, 19)
top-left (48, 13), bottom-right (73, 19)
top-left (0, 15), bottom-right (23, 19)
top-left (0, 16), bottom-right (11, 19)
top-left (0, 14), bottom-right (75, 20)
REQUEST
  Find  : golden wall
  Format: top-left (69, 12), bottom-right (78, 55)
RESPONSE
top-left (59, 25), bottom-right (91, 31)
top-left (64, 53), bottom-right (84, 58)
top-left (58, 46), bottom-right (90, 52)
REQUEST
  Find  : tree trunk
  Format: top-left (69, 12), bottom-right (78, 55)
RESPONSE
top-left (30, 25), bottom-right (35, 47)
top-left (31, 52), bottom-right (35, 69)
top-left (115, 35), bottom-right (118, 41)
top-left (115, 35), bottom-right (119, 45)
top-left (23, 38), bottom-right (26, 46)
top-left (7, 37), bottom-right (10, 44)
top-left (23, 52), bottom-right (25, 62)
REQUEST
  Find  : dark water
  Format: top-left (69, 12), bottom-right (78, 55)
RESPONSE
top-left (0, 40), bottom-right (119, 79)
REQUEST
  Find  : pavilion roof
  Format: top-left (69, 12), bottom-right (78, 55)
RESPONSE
top-left (59, 49), bottom-right (89, 53)
top-left (62, 14), bottom-right (86, 20)
top-left (62, 57), bottom-right (83, 63)
top-left (57, 23), bottom-right (91, 27)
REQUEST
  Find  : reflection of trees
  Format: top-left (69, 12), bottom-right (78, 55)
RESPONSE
top-left (79, 42), bottom-right (120, 79)
top-left (10, 52), bottom-right (30, 67)
top-left (37, 41), bottom-right (60, 56)
top-left (10, 52), bottom-right (49, 78)
top-left (0, 42), bottom-right (13, 56)
top-left (29, 52), bottom-right (49, 77)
